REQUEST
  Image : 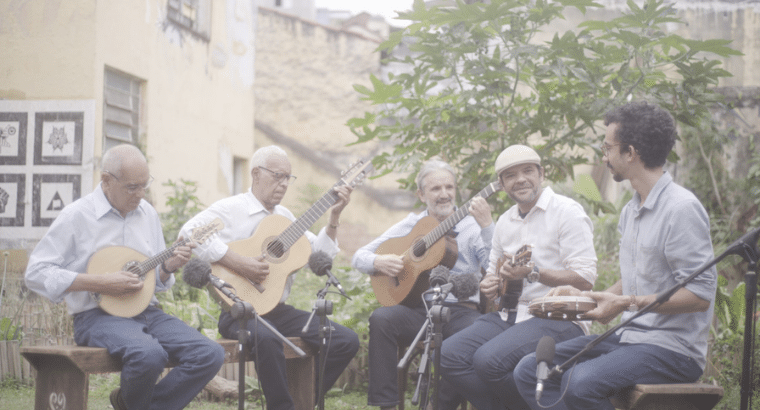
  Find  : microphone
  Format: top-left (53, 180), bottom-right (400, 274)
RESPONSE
top-left (449, 272), bottom-right (479, 301)
top-left (535, 336), bottom-right (556, 402)
top-left (429, 265), bottom-right (451, 288)
top-left (183, 258), bottom-right (234, 292)
top-left (308, 251), bottom-right (348, 297)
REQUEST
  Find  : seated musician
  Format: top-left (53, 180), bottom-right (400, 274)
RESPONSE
top-left (25, 144), bottom-right (225, 410)
top-left (439, 145), bottom-right (597, 410)
top-left (513, 102), bottom-right (717, 410)
top-left (352, 159), bottom-right (494, 410)
top-left (179, 145), bottom-right (359, 410)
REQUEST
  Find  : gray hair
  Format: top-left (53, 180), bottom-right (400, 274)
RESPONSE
top-left (102, 144), bottom-right (146, 177)
top-left (416, 159), bottom-right (456, 192)
top-left (250, 145), bottom-right (288, 172)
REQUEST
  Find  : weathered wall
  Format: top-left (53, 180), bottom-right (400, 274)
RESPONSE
top-left (0, 0), bottom-right (256, 249)
top-left (254, 8), bottom-right (416, 244)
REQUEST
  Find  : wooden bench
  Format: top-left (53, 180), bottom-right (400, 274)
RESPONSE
top-left (610, 383), bottom-right (724, 410)
top-left (20, 337), bottom-right (316, 410)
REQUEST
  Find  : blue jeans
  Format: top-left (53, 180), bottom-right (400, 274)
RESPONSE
top-left (440, 313), bottom-right (584, 410)
top-left (512, 333), bottom-right (704, 410)
top-left (73, 306), bottom-right (225, 410)
top-left (367, 302), bottom-right (482, 409)
top-left (218, 303), bottom-right (360, 410)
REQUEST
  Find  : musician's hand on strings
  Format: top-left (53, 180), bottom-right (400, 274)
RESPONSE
top-left (469, 197), bottom-right (493, 229)
top-left (330, 185), bottom-right (353, 216)
top-left (373, 254), bottom-right (404, 278)
top-left (238, 255), bottom-right (270, 284)
top-left (100, 271), bottom-right (144, 296)
top-left (163, 237), bottom-right (196, 274)
top-left (480, 274), bottom-right (501, 300)
top-left (546, 285), bottom-right (582, 298)
top-left (581, 291), bottom-right (627, 324)
top-left (498, 258), bottom-right (531, 281)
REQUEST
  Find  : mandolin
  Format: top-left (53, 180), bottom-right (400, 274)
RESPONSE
top-left (495, 244), bottom-right (533, 311)
top-left (88, 218), bottom-right (224, 318)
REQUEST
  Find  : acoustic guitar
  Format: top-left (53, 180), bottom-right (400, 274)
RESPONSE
top-left (209, 158), bottom-right (374, 314)
top-left (88, 218), bottom-right (224, 318)
top-left (495, 244), bottom-right (533, 311)
top-left (370, 181), bottom-right (501, 307)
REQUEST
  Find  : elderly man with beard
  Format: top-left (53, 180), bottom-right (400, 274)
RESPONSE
top-left (352, 159), bottom-right (494, 410)
top-left (438, 145), bottom-right (597, 410)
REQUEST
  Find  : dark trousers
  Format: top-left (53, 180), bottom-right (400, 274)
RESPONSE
top-left (74, 306), bottom-right (225, 410)
top-left (440, 313), bottom-right (583, 410)
top-left (218, 303), bottom-right (360, 410)
top-left (513, 334), bottom-right (703, 410)
top-left (367, 302), bottom-right (482, 409)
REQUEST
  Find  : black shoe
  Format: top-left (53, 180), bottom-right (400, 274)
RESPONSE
top-left (110, 387), bottom-right (127, 410)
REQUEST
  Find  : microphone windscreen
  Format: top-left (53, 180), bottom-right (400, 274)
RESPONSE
top-left (536, 336), bottom-right (556, 363)
top-left (308, 251), bottom-right (333, 276)
top-left (182, 258), bottom-right (212, 289)
top-left (449, 272), bottom-right (480, 300)
top-left (429, 265), bottom-right (450, 288)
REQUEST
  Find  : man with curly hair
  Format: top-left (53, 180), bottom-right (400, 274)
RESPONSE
top-left (512, 101), bottom-right (718, 410)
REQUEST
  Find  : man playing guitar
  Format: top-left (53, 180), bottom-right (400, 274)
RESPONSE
top-left (439, 145), bottom-right (597, 410)
top-left (179, 145), bottom-right (359, 410)
top-left (352, 159), bottom-right (494, 410)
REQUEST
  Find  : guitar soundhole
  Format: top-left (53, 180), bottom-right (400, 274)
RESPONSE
top-left (412, 241), bottom-right (427, 258)
top-left (267, 240), bottom-right (286, 258)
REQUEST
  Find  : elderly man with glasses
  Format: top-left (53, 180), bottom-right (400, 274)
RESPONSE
top-left (180, 145), bottom-right (359, 410)
top-left (25, 144), bottom-right (225, 410)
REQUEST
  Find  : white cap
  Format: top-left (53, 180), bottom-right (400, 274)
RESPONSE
top-left (495, 145), bottom-right (541, 176)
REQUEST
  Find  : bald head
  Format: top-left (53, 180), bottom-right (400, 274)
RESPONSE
top-left (101, 145), bottom-right (151, 217)
top-left (102, 144), bottom-right (147, 178)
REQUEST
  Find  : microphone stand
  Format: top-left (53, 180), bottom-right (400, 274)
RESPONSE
top-left (302, 278), bottom-right (350, 410)
top-left (543, 227), bottom-right (759, 410)
top-left (398, 289), bottom-right (450, 409)
top-left (214, 284), bottom-right (306, 410)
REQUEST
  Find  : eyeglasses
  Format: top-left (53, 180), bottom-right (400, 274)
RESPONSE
top-left (259, 167), bottom-right (297, 184)
top-left (600, 143), bottom-right (620, 157)
top-left (105, 170), bottom-right (154, 194)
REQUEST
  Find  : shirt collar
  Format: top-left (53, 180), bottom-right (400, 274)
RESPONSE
top-left (93, 183), bottom-right (147, 220)
top-left (635, 171), bottom-right (672, 211)
top-left (508, 186), bottom-right (554, 220)
top-left (244, 189), bottom-right (270, 216)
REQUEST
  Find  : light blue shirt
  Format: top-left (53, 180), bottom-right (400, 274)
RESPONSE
top-left (25, 184), bottom-right (173, 315)
top-left (179, 190), bottom-right (339, 304)
top-left (617, 172), bottom-right (717, 370)
top-left (352, 209), bottom-right (494, 305)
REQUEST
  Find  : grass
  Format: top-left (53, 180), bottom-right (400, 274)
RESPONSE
top-left (0, 375), bottom-right (401, 410)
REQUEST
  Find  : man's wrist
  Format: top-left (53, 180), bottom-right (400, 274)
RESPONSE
top-left (161, 260), bottom-right (178, 274)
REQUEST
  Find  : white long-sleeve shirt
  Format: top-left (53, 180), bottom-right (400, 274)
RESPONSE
top-left (25, 184), bottom-right (173, 315)
top-left (179, 190), bottom-right (339, 304)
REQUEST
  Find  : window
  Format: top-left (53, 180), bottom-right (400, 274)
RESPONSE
top-left (167, 0), bottom-right (211, 39)
top-left (103, 68), bottom-right (143, 152)
top-left (233, 157), bottom-right (247, 194)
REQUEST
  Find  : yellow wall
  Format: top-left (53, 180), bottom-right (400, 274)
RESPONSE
top-left (0, 0), bottom-right (256, 216)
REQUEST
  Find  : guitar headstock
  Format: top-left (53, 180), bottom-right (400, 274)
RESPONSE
top-left (339, 157), bottom-right (375, 188)
top-left (509, 244), bottom-right (533, 268)
top-left (188, 218), bottom-right (224, 245)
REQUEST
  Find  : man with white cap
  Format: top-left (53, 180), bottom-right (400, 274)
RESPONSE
top-left (439, 145), bottom-right (598, 410)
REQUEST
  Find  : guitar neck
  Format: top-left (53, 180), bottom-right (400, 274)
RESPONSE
top-left (420, 181), bottom-right (499, 248)
top-left (138, 238), bottom-right (187, 274)
top-left (278, 183), bottom-right (342, 250)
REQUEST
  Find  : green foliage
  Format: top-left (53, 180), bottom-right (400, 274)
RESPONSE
top-left (350, 0), bottom-right (738, 215)
top-left (160, 179), bottom-right (205, 246)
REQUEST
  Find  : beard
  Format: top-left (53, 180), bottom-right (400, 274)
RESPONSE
top-left (508, 184), bottom-right (540, 205)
